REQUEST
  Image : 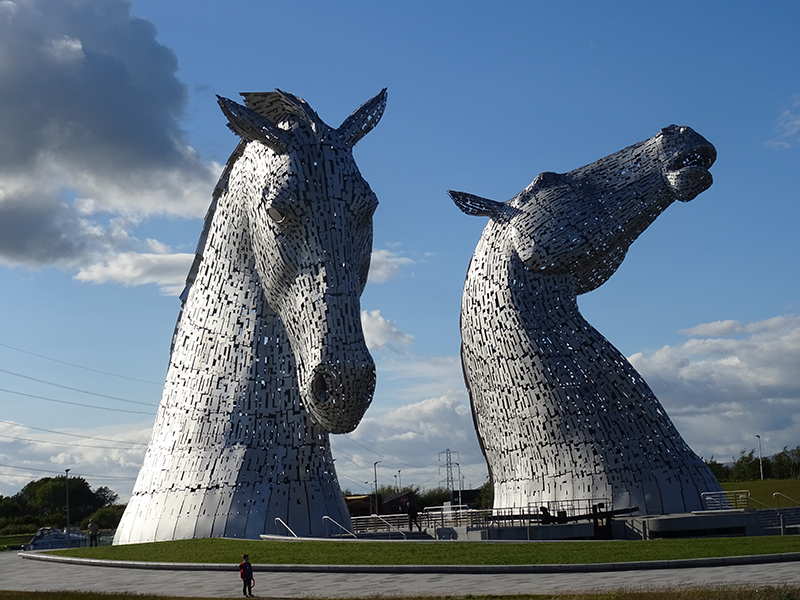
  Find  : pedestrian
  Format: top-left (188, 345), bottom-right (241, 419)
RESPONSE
top-left (239, 554), bottom-right (254, 597)
top-left (87, 519), bottom-right (99, 547)
top-left (407, 501), bottom-right (421, 532)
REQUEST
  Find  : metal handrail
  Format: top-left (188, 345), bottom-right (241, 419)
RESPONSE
top-left (702, 490), bottom-right (746, 510)
top-left (322, 516), bottom-right (357, 538)
top-left (274, 518), bottom-right (297, 537)
top-left (372, 514), bottom-right (406, 539)
top-left (742, 494), bottom-right (778, 512)
top-left (773, 492), bottom-right (800, 508)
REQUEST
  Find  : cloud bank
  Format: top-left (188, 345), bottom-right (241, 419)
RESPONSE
top-left (0, 0), bottom-right (216, 273)
top-left (629, 314), bottom-right (800, 462)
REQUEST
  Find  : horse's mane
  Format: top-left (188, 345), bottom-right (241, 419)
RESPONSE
top-left (241, 90), bottom-right (324, 134)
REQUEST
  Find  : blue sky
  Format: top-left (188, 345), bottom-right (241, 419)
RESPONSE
top-left (1, 0), bottom-right (799, 500)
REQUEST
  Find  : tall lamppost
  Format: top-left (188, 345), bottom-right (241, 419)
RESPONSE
top-left (373, 461), bottom-right (381, 515)
top-left (397, 469), bottom-right (402, 491)
top-left (756, 434), bottom-right (764, 480)
top-left (64, 468), bottom-right (71, 549)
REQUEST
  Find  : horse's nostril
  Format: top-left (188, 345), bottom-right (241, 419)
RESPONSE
top-left (311, 371), bottom-right (329, 405)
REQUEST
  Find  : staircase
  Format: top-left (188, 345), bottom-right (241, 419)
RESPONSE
top-left (756, 506), bottom-right (800, 534)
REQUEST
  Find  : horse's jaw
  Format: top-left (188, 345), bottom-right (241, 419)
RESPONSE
top-left (273, 289), bottom-right (376, 434)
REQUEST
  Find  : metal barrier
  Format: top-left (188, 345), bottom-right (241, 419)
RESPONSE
top-left (702, 490), bottom-right (747, 510)
top-left (773, 492), bottom-right (800, 508)
top-left (322, 516), bottom-right (357, 538)
top-left (274, 517), bottom-right (297, 537)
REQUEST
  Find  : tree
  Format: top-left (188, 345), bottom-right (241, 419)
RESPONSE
top-left (730, 449), bottom-right (765, 481)
top-left (771, 447), bottom-right (793, 480)
top-left (705, 457), bottom-right (731, 482)
top-left (418, 487), bottom-right (451, 508)
top-left (1, 476), bottom-right (121, 533)
top-left (474, 479), bottom-right (493, 509)
top-left (83, 504), bottom-right (127, 529)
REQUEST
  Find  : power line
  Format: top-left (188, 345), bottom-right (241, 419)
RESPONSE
top-left (340, 435), bottom-right (437, 469)
top-left (0, 386), bottom-right (155, 415)
top-left (0, 432), bottom-right (146, 450)
top-left (0, 341), bottom-right (161, 385)
top-left (0, 367), bottom-right (158, 406)
top-left (0, 419), bottom-right (146, 445)
top-left (0, 462), bottom-right (137, 480)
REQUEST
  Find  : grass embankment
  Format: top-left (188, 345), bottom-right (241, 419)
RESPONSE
top-left (51, 535), bottom-right (800, 565)
top-left (720, 480), bottom-right (800, 508)
top-left (2, 588), bottom-right (800, 600)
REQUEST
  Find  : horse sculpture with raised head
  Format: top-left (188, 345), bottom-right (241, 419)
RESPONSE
top-left (450, 125), bottom-right (722, 515)
top-left (115, 89), bottom-right (386, 543)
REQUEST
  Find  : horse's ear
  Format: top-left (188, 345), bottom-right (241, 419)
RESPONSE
top-left (217, 96), bottom-right (291, 153)
top-left (337, 88), bottom-right (387, 148)
top-left (449, 191), bottom-right (508, 220)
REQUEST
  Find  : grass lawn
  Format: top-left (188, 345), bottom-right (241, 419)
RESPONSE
top-left (49, 535), bottom-right (800, 566)
top-left (721, 479), bottom-right (800, 508)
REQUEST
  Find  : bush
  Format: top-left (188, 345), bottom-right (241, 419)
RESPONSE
top-left (82, 504), bottom-right (127, 529)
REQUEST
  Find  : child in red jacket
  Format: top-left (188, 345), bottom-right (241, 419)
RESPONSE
top-left (239, 554), bottom-right (254, 597)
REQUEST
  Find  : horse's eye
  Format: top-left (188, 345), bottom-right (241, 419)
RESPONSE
top-left (267, 207), bottom-right (285, 223)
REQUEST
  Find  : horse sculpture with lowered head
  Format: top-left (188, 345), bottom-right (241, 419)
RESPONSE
top-left (450, 125), bottom-right (722, 515)
top-left (115, 89), bottom-right (386, 544)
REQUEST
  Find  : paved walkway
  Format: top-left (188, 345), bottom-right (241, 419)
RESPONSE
top-left (3, 551), bottom-right (800, 597)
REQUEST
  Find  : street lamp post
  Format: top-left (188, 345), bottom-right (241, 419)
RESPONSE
top-left (373, 461), bottom-right (381, 515)
top-left (756, 435), bottom-right (764, 480)
top-left (64, 469), bottom-right (71, 549)
top-left (397, 469), bottom-right (401, 491)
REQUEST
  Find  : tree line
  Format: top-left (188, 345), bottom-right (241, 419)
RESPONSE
top-left (0, 475), bottom-right (125, 535)
top-left (705, 446), bottom-right (800, 482)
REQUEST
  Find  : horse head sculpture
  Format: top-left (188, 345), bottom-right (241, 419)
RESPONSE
top-left (450, 125), bottom-right (721, 515)
top-left (218, 90), bottom-right (385, 433)
top-left (115, 90), bottom-right (386, 544)
top-left (451, 125), bottom-right (716, 294)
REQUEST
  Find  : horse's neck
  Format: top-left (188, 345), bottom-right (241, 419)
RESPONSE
top-left (169, 183), bottom-right (290, 412)
top-left (463, 232), bottom-right (586, 344)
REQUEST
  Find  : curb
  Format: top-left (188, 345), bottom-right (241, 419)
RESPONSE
top-left (18, 551), bottom-right (800, 574)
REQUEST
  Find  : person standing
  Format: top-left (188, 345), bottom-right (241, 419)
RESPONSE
top-left (86, 519), bottom-right (99, 547)
top-left (239, 554), bottom-right (254, 597)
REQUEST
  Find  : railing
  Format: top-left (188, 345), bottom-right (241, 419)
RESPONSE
top-left (422, 504), bottom-right (479, 529)
top-left (773, 492), bottom-right (800, 508)
top-left (274, 518), bottom-right (297, 537)
top-left (322, 516), bottom-right (357, 538)
top-left (372, 514), bottom-right (406, 539)
top-left (501, 498), bottom-right (612, 523)
top-left (746, 495), bottom-right (776, 511)
top-left (702, 490), bottom-right (747, 510)
top-left (350, 514), bottom-right (407, 537)
top-left (351, 498), bottom-right (617, 537)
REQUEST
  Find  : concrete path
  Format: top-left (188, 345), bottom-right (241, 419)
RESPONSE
top-left (3, 551), bottom-right (800, 597)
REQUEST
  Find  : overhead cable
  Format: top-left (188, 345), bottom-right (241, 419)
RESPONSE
top-left (0, 367), bottom-right (158, 406)
top-left (0, 386), bottom-right (155, 415)
top-left (0, 341), bottom-right (161, 385)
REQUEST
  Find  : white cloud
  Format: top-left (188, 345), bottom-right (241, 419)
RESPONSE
top-left (0, 420), bottom-right (151, 501)
top-left (765, 93), bottom-right (800, 149)
top-left (629, 314), bottom-right (800, 462)
top-left (0, 0), bottom-right (217, 271)
top-left (361, 310), bottom-right (414, 352)
top-left (75, 251), bottom-right (194, 295)
top-left (44, 35), bottom-right (85, 64)
top-left (331, 391), bottom-right (488, 493)
top-left (368, 249), bottom-right (414, 283)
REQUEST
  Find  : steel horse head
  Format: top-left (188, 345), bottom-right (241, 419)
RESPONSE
top-left (219, 89), bottom-right (385, 433)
